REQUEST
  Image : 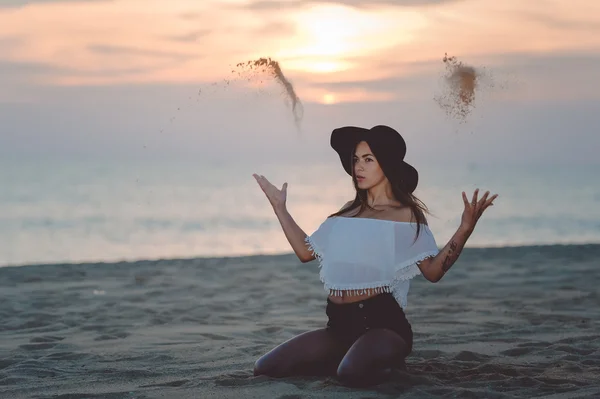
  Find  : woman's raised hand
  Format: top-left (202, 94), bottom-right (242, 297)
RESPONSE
top-left (253, 174), bottom-right (288, 211)
top-left (460, 188), bottom-right (498, 234)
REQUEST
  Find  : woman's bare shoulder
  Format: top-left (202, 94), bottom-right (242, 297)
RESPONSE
top-left (387, 206), bottom-right (428, 225)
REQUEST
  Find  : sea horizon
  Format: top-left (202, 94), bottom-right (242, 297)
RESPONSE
top-left (2, 242), bottom-right (599, 270)
top-left (2, 157), bottom-right (599, 268)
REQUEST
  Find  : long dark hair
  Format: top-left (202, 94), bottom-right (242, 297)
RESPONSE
top-left (328, 141), bottom-right (430, 240)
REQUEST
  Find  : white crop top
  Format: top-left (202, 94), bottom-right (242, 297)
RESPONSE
top-left (305, 216), bottom-right (439, 309)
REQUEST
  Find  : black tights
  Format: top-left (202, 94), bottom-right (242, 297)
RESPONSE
top-left (253, 327), bottom-right (410, 387)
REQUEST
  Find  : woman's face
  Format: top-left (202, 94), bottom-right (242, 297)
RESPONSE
top-left (353, 141), bottom-right (386, 190)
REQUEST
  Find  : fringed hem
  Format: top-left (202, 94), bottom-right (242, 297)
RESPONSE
top-left (325, 285), bottom-right (392, 297)
top-left (393, 251), bottom-right (439, 281)
top-left (305, 235), bottom-right (329, 286)
top-left (304, 235), bottom-right (324, 266)
top-left (390, 253), bottom-right (437, 309)
top-left (306, 235), bottom-right (438, 305)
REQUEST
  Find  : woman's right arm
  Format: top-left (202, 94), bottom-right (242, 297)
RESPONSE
top-left (253, 174), bottom-right (354, 263)
top-left (275, 199), bottom-right (353, 263)
top-left (253, 174), bottom-right (314, 263)
top-left (275, 198), bottom-right (354, 263)
top-left (273, 206), bottom-right (315, 263)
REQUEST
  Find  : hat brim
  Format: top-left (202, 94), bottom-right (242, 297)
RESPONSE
top-left (330, 126), bottom-right (419, 193)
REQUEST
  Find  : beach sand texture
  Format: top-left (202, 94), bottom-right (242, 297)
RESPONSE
top-left (1, 244), bottom-right (599, 398)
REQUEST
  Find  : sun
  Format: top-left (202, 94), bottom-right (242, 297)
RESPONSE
top-left (294, 6), bottom-right (362, 57)
top-left (276, 5), bottom-right (394, 73)
top-left (276, 4), bottom-right (427, 75)
top-left (323, 93), bottom-right (336, 104)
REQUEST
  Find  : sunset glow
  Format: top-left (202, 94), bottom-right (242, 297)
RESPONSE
top-left (1, 0), bottom-right (599, 99)
top-left (323, 93), bottom-right (336, 104)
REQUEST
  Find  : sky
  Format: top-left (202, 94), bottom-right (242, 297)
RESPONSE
top-left (1, 0), bottom-right (600, 166)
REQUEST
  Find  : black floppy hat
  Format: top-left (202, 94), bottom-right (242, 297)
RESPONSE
top-left (330, 125), bottom-right (419, 193)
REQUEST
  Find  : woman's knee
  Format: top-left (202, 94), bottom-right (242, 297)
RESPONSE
top-left (253, 357), bottom-right (266, 376)
top-left (336, 359), bottom-right (359, 383)
top-left (253, 329), bottom-right (342, 378)
top-left (254, 354), bottom-right (280, 377)
top-left (336, 360), bottom-right (393, 387)
top-left (254, 351), bottom-right (296, 378)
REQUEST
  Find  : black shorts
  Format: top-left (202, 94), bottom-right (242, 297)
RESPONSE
top-left (325, 293), bottom-right (413, 355)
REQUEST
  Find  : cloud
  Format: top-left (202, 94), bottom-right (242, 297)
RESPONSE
top-left (165, 30), bottom-right (212, 43)
top-left (296, 50), bottom-right (600, 104)
top-left (0, 40), bottom-right (205, 87)
top-left (517, 10), bottom-right (600, 31)
top-left (0, 59), bottom-right (67, 80)
top-left (0, 35), bottom-right (24, 51)
top-left (87, 44), bottom-right (198, 62)
top-left (0, 58), bottom-right (176, 88)
top-left (239, 0), bottom-right (460, 11)
top-left (176, 11), bottom-right (296, 37)
top-left (254, 21), bottom-right (297, 36)
top-left (0, 0), bottom-right (111, 8)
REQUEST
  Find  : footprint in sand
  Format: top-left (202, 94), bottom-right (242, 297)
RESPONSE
top-left (29, 335), bottom-right (65, 343)
top-left (199, 333), bottom-right (233, 341)
top-left (18, 343), bottom-right (59, 351)
top-left (140, 379), bottom-right (189, 388)
top-left (94, 332), bottom-right (130, 341)
top-left (500, 347), bottom-right (537, 357)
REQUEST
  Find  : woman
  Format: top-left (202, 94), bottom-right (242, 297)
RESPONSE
top-left (252, 125), bottom-right (497, 387)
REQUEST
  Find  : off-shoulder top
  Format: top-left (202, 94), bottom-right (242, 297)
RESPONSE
top-left (304, 216), bottom-right (439, 309)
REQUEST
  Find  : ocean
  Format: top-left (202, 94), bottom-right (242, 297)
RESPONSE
top-left (1, 158), bottom-right (599, 267)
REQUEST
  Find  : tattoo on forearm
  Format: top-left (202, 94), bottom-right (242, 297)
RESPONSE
top-left (441, 241), bottom-right (460, 273)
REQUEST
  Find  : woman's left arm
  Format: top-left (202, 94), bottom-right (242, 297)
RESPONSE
top-left (418, 189), bottom-right (498, 283)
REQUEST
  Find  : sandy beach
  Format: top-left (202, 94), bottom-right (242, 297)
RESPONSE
top-left (1, 244), bottom-right (599, 398)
